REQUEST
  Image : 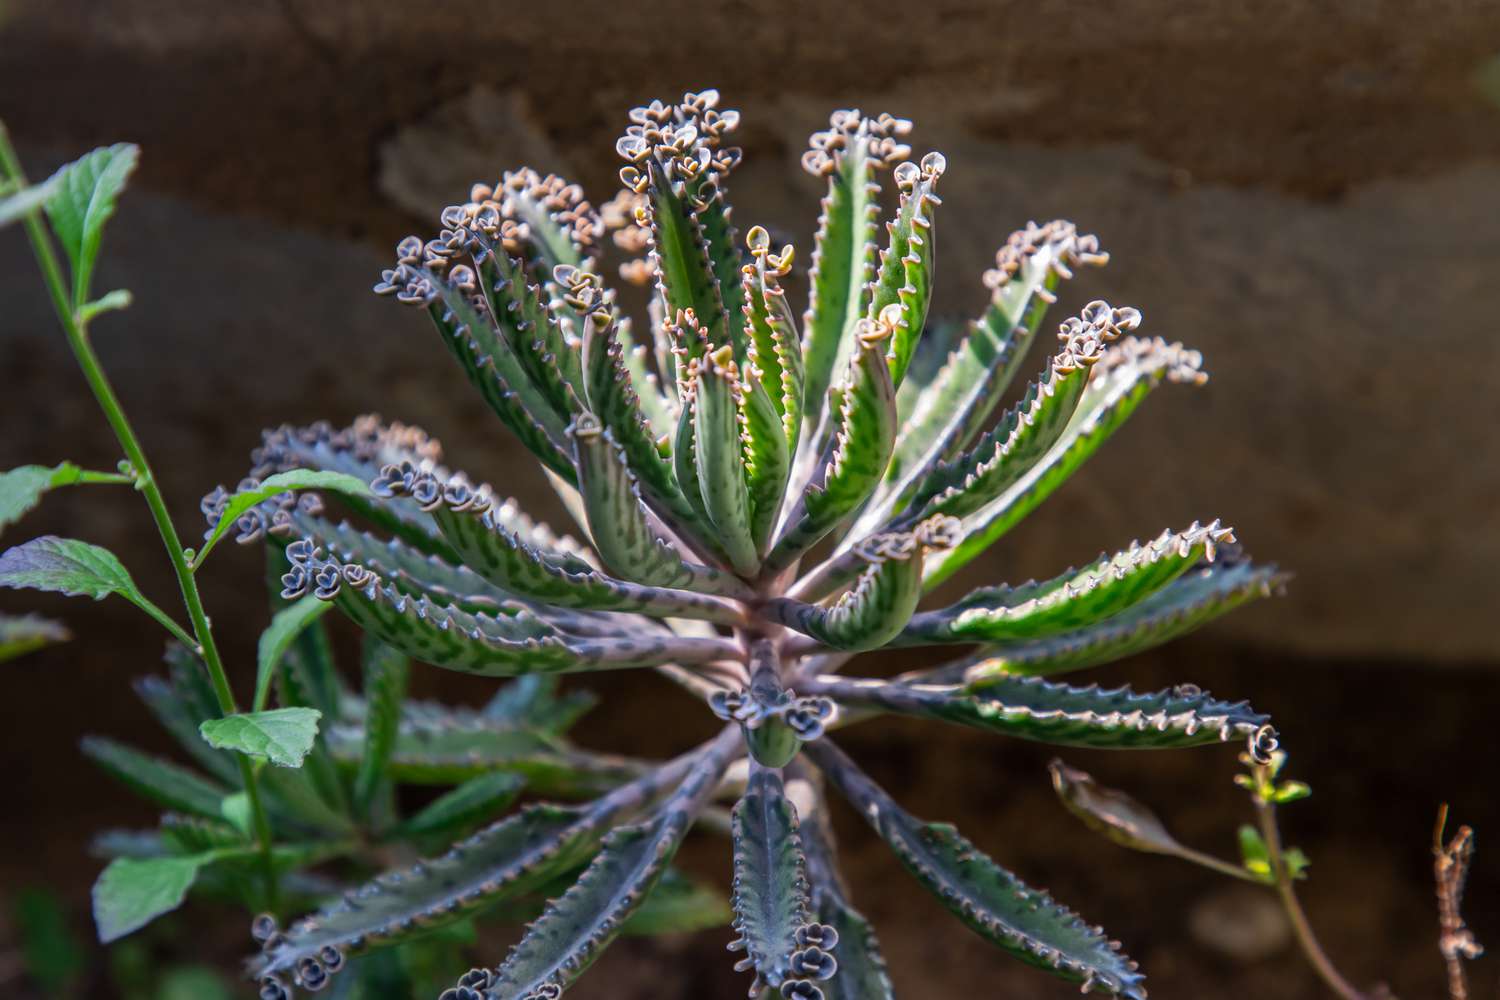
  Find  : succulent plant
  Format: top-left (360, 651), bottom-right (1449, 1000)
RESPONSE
top-left (208, 90), bottom-right (1285, 999)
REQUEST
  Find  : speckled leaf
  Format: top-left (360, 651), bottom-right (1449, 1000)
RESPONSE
top-left (82, 737), bottom-right (228, 820)
top-left (424, 277), bottom-right (575, 481)
top-left (808, 674), bottom-right (1269, 750)
top-left (764, 518), bottom-right (955, 652)
top-left (692, 348), bottom-right (760, 576)
top-left (428, 484), bottom-right (744, 624)
top-left (806, 739), bottom-right (1145, 997)
top-left (198, 470), bottom-right (373, 566)
top-left (472, 240), bottom-right (584, 420)
top-left (352, 637), bottom-right (408, 819)
top-left (251, 751), bottom-right (709, 990)
top-left (898, 521), bottom-right (1234, 644)
top-left (800, 120), bottom-right (880, 459)
top-left (741, 373), bottom-right (790, 554)
top-left (769, 321), bottom-right (897, 573)
top-left (304, 558), bottom-right (734, 677)
top-left (801, 794), bottom-right (894, 1000)
top-left (728, 767), bottom-right (815, 994)
top-left (481, 730), bottom-right (737, 998)
top-left (904, 352), bottom-right (1096, 524)
top-left (924, 336), bottom-right (1208, 589)
top-left (576, 291), bottom-right (714, 560)
top-left (868, 154), bottom-right (944, 388)
top-left (395, 771), bottom-right (527, 840)
top-left (569, 417), bottom-right (747, 596)
top-left (956, 558), bottom-right (1288, 679)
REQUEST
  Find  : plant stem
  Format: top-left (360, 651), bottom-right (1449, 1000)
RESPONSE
top-left (1253, 790), bottom-right (1366, 1000)
top-left (0, 125), bottom-right (279, 909)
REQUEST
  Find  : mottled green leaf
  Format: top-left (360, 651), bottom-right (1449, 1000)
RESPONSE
top-left (924, 336), bottom-right (1208, 589)
top-left (395, 771), bottom-right (526, 840)
top-left (482, 730), bottom-right (737, 997)
top-left (353, 637), bottom-right (408, 819)
top-left (807, 739), bottom-right (1145, 997)
top-left (692, 346), bottom-right (759, 575)
top-left (729, 767), bottom-right (818, 994)
top-left (812, 673), bottom-right (1269, 750)
top-left (899, 521), bottom-right (1234, 644)
top-left (81, 737), bottom-right (229, 820)
top-left (870, 153), bottom-right (944, 388)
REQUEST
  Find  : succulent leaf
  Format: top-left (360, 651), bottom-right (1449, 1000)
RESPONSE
top-left (352, 637), bottom-right (408, 821)
top-left (742, 227), bottom-right (805, 447)
top-left (480, 727), bottom-right (740, 998)
top-left (769, 310), bottom-right (899, 573)
top-left (806, 739), bottom-right (1145, 997)
top-left (868, 221), bottom-right (1108, 536)
top-left (921, 557), bottom-right (1287, 681)
top-left (799, 111), bottom-right (889, 460)
top-left (899, 521), bottom-right (1234, 643)
top-left (82, 737), bottom-right (228, 821)
top-left (250, 747), bottom-right (711, 992)
top-left (801, 789), bottom-right (894, 1000)
top-left (568, 414), bottom-right (747, 596)
top-left (728, 766), bottom-right (826, 995)
top-left (869, 152), bottom-right (945, 388)
top-left (766, 516), bottom-right (959, 652)
top-left (808, 673), bottom-right (1270, 750)
top-left (924, 335), bottom-right (1210, 588)
top-left (400, 475), bottom-right (747, 624)
top-left (692, 346), bottom-right (760, 575)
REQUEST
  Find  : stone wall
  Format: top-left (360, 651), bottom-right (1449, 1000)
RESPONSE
top-left (4, 0), bottom-right (1499, 661)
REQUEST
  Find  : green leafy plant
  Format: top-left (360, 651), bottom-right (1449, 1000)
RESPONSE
top-left (204, 91), bottom-right (1285, 999)
top-left (0, 89), bottom-right (1293, 999)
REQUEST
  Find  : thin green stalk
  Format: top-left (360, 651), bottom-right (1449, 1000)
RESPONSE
top-left (1253, 779), bottom-right (1366, 1000)
top-left (0, 124), bottom-right (279, 909)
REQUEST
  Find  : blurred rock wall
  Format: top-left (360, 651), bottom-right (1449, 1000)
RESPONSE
top-left (3, 0), bottom-right (1499, 662)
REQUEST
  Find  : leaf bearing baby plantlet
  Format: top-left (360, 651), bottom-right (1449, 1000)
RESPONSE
top-left (193, 90), bottom-right (1289, 999)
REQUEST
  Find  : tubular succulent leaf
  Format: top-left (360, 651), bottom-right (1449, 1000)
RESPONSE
top-left (200, 90), bottom-right (1283, 998)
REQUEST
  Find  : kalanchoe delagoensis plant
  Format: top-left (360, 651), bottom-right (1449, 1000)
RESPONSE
top-left (202, 90), bottom-right (1286, 999)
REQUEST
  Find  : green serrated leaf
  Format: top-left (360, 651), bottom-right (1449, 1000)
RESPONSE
top-left (0, 613), bottom-right (69, 663)
top-left (253, 593), bottom-right (332, 713)
top-left (44, 143), bottom-right (139, 307)
top-left (924, 337), bottom-right (1207, 589)
top-left (692, 347), bottom-right (759, 576)
top-left (395, 771), bottom-right (526, 840)
top-left (817, 673), bottom-right (1268, 750)
top-left (199, 708), bottom-right (322, 768)
top-left (869, 154), bottom-right (943, 389)
top-left (729, 767), bottom-right (815, 993)
top-left (81, 736), bottom-right (229, 820)
top-left (198, 470), bottom-right (373, 568)
top-left (939, 558), bottom-right (1287, 680)
top-left (353, 637), bottom-right (408, 819)
top-left (92, 855), bottom-right (206, 943)
top-left (808, 738), bottom-right (1145, 997)
top-left (801, 797), bottom-right (895, 1000)
top-left (899, 521), bottom-right (1234, 644)
top-left (483, 730), bottom-right (737, 997)
top-left (252, 746), bottom-right (713, 987)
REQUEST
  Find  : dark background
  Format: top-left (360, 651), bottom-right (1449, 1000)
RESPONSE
top-left (2, 1), bottom-right (1498, 997)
